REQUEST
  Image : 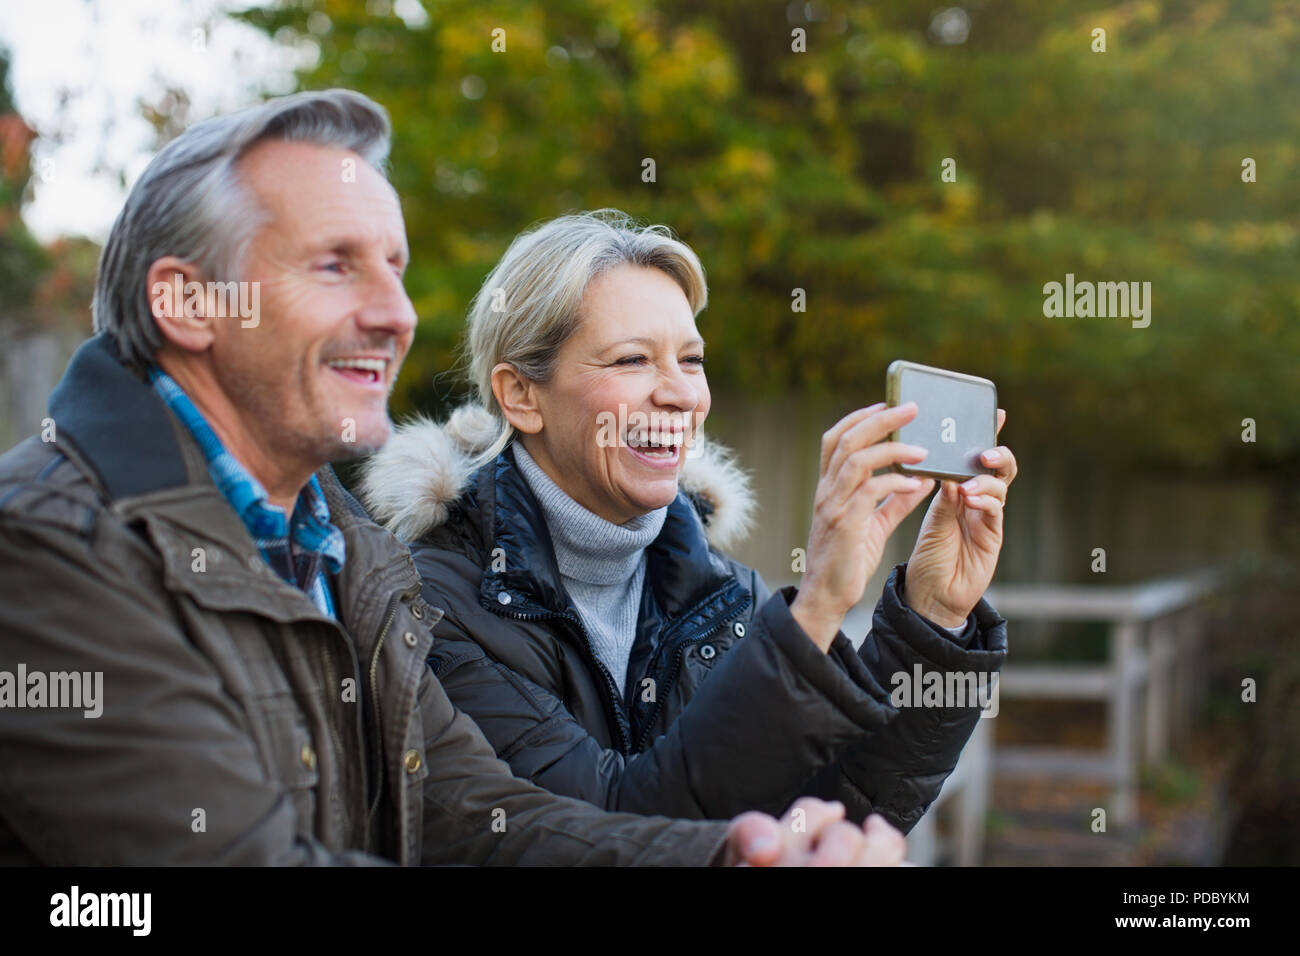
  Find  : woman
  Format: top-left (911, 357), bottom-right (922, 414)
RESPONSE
top-left (360, 210), bottom-right (1015, 829)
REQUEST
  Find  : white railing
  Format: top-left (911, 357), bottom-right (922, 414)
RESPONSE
top-left (884, 569), bottom-right (1220, 864)
top-left (983, 569), bottom-right (1221, 828)
top-left (905, 716), bottom-right (992, 866)
top-left (842, 600), bottom-right (992, 867)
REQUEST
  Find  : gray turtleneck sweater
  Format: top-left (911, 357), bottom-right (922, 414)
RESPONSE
top-left (513, 442), bottom-right (667, 697)
top-left (512, 443), bottom-right (971, 695)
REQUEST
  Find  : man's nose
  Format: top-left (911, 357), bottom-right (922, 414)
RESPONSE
top-left (356, 266), bottom-right (418, 339)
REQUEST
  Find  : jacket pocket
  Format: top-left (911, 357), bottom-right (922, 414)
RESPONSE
top-left (259, 699), bottom-right (321, 839)
top-left (667, 626), bottom-right (740, 717)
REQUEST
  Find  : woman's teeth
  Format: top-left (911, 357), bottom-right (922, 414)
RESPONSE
top-left (627, 433), bottom-right (683, 458)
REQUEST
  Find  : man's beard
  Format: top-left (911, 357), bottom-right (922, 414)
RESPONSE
top-left (324, 424), bottom-right (390, 462)
top-left (218, 360), bottom-right (392, 469)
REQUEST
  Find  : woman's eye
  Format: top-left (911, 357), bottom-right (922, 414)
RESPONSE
top-left (614, 355), bottom-right (647, 366)
top-left (319, 260), bottom-right (345, 274)
top-left (683, 355), bottom-right (705, 367)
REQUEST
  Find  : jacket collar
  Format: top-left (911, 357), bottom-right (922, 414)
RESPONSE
top-left (357, 402), bottom-right (757, 552)
top-left (477, 443), bottom-right (747, 627)
top-left (48, 333), bottom-right (191, 500)
top-left (46, 333), bottom-right (424, 628)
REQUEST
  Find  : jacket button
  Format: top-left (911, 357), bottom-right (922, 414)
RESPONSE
top-left (247, 556), bottom-right (262, 573)
top-left (497, 592), bottom-right (512, 605)
top-left (732, 622), bottom-right (746, 638)
top-left (403, 631), bottom-right (418, 648)
top-left (700, 644), bottom-right (717, 660)
top-left (403, 749), bottom-right (423, 774)
top-left (300, 744), bottom-right (317, 771)
top-left (411, 605), bottom-right (424, 620)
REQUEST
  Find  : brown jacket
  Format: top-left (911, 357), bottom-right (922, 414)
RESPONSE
top-left (0, 334), bottom-right (728, 865)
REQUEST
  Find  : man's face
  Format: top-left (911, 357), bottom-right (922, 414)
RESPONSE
top-left (210, 140), bottom-right (416, 469)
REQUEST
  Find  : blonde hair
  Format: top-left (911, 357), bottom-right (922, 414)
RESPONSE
top-left (462, 209), bottom-right (708, 466)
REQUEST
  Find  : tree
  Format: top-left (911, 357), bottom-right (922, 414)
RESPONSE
top-left (236, 0), bottom-right (1300, 469)
top-left (0, 48), bottom-right (51, 323)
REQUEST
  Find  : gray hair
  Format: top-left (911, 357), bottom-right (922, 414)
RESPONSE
top-left (93, 88), bottom-right (392, 367)
top-left (463, 208), bottom-right (708, 466)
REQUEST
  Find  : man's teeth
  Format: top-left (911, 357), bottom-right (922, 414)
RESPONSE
top-left (326, 358), bottom-right (387, 378)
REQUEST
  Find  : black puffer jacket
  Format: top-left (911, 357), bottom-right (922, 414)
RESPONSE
top-left (359, 407), bottom-right (1008, 831)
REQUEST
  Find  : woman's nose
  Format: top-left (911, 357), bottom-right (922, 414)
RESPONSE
top-left (652, 364), bottom-right (700, 412)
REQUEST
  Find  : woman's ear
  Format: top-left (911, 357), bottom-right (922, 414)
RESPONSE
top-left (147, 256), bottom-right (216, 354)
top-left (491, 362), bottom-right (544, 435)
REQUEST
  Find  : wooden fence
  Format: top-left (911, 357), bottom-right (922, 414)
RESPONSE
top-left (902, 568), bottom-right (1220, 864)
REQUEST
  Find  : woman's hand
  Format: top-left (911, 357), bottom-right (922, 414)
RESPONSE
top-left (790, 402), bottom-right (934, 652)
top-left (902, 409), bottom-right (1018, 628)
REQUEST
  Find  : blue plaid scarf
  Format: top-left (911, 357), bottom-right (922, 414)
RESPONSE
top-left (147, 366), bottom-right (345, 617)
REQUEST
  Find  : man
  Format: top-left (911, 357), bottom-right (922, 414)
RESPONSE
top-left (0, 89), bottom-right (906, 865)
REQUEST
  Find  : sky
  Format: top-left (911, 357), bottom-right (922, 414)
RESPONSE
top-left (0, 0), bottom-right (313, 243)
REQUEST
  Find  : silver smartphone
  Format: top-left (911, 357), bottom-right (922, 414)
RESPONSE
top-left (885, 360), bottom-right (998, 482)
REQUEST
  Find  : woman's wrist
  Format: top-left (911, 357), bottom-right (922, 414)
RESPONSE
top-left (789, 590), bottom-right (842, 653)
top-left (901, 581), bottom-right (968, 630)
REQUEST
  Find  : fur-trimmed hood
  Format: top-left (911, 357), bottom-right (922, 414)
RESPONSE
top-left (358, 404), bottom-right (756, 551)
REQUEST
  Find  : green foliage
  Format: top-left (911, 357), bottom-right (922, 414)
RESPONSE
top-left (0, 48), bottom-right (52, 316)
top-left (1140, 757), bottom-right (1203, 806)
top-left (237, 0), bottom-right (1300, 468)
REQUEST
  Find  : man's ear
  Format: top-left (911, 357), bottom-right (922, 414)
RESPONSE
top-left (490, 362), bottom-right (544, 435)
top-left (147, 256), bottom-right (215, 354)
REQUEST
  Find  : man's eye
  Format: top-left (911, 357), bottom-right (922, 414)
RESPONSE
top-left (320, 260), bottom-right (345, 274)
top-left (683, 355), bottom-right (705, 366)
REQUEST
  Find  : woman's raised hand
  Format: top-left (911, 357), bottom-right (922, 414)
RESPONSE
top-left (790, 402), bottom-right (937, 651)
top-left (901, 408), bottom-right (1017, 629)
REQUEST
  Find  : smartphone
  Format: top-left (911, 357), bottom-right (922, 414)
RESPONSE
top-left (885, 360), bottom-right (998, 482)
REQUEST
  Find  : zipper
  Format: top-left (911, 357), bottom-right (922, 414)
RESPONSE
top-left (365, 588), bottom-right (410, 837)
top-left (633, 591), bottom-right (753, 753)
top-left (315, 637), bottom-right (352, 836)
top-left (496, 603), bottom-right (632, 755)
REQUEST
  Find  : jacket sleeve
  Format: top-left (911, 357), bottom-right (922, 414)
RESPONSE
top-left (0, 521), bottom-right (384, 866)
top-left (413, 662), bottom-right (730, 866)
top-left (802, 562), bottom-right (1008, 833)
top-left (0, 520), bottom-right (731, 868)
top-left (423, 581), bottom-right (901, 822)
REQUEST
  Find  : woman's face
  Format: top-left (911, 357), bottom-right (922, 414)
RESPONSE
top-left (522, 263), bottom-right (710, 525)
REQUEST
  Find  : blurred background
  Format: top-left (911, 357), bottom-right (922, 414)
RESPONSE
top-left (1, 0), bottom-right (1296, 864)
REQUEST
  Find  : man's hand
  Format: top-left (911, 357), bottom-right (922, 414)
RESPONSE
top-left (902, 408), bottom-right (1018, 628)
top-left (723, 797), bottom-right (908, 866)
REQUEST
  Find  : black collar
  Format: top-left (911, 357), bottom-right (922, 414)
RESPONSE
top-left (47, 334), bottom-right (189, 500)
top-left (476, 443), bottom-right (745, 623)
